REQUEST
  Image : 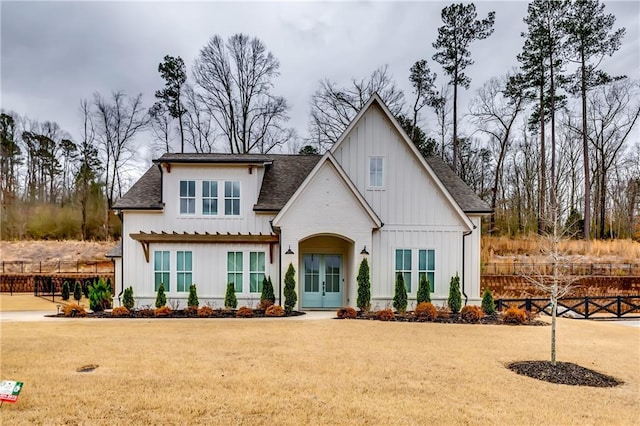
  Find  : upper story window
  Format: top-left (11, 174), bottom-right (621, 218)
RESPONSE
top-left (224, 181), bottom-right (240, 216)
top-left (369, 157), bottom-right (384, 188)
top-left (202, 181), bottom-right (218, 215)
top-left (180, 180), bottom-right (196, 214)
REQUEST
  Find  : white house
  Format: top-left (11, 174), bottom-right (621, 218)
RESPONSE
top-left (108, 94), bottom-right (491, 310)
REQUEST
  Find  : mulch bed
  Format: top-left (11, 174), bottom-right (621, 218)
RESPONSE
top-left (508, 361), bottom-right (623, 387)
top-left (350, 312), bottom-right (548, 326)
top-left (47, 309), bottom-right (305, 319)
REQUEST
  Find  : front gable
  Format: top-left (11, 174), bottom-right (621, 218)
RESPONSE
top-left (330, 94), bottom-right (474, 231)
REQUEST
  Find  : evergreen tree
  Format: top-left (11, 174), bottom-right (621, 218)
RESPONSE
top-left (417, 274), bottom-right (431, 304)
top-left (356, 258), bottom-right (371, 311)
top-left (448, 273), bottom-right (462, 314)
top-left (188, 284), bottom-right (199, 308)
top-left (155, 283), bottom-right (167, 308)
top-left (393, 272), bottom-right (408, 313)
top-left (61, 281), bottom-right (70, 301)
top-left (432, 2), bottom-right (495, 172)
top-left (481, 288), bottom-right (496, 315)
top-left (155, 55), bottom-right (187, 152)
top-left (284, 263), bottom-right (297, 313)
top-left (225, 282), bottom-right (237, 308)
top-left (73, 281), bottom-right (82, 302)
top-left (261, 276), bottom-right (275, 304)
top-left (88, 277), bottom-right (112, 312)
top-left (123, 286), bottom-right (135, 310)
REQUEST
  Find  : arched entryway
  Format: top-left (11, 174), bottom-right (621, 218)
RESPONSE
top-left (298, 234), bottom-right (353, 309)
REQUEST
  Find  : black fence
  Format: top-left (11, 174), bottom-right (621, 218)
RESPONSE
top-left (2, 260), bottom-right (113, 274)
top-left (483, 262), bottom-right (640, 276)
top-left (495, 296), bottom-right (640, 319)
top-left (33, 276), bottom-right (105, 303)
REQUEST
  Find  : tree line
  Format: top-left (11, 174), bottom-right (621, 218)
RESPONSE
top-left (1, 0), bottom-right (638, 241)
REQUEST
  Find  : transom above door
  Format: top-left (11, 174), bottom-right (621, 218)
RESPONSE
top-left (302, 254), bottom-right (342, 309)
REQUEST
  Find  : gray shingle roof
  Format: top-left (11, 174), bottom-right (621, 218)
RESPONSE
top-left (105, 241), bottom-right (122, 258)
top-left (425, 155), bottom-right (492, 214)
top-left (112, 153), bottom-right (490, 215)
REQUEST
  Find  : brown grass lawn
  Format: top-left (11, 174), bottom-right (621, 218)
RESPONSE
top-left (1, 316), bottom-right (638, 425)
top-left (0, 293), bottom-right (81, 312)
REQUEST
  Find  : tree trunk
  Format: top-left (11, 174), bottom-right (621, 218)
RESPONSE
top-left (580, 43), bottom-right (591, 240)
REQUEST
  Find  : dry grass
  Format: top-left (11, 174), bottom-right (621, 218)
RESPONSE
top-left (0, 318), bottom-right (638, 425)
top-left (0, 293), bottom-right (87, 312)
top-left (482, 235), bottom-right (640, 264)
top-left (0, 240), bottom-right (114, 262)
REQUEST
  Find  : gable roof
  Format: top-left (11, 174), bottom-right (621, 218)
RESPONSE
top-left (254, 155), bottom-right (321, 211)
top-left (112, 165), bottom-right (163, 210)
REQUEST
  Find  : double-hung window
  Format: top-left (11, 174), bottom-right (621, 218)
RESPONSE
top-left (249, 252), bottom-right (266, 293)
top-left (227, 251), bottom-right (243, 292)
top-left (202, 181), bottom-right (218, 215)
top-left (154, 251), bottom-right (170, 291)
top-left (176, 251), bottom-right (193, 292)
top-left (419, 249), bottom-right (435, 292)
top-left (369, 157), bottom-right (384, 188)
top-left (224, 181), bottom-right (240, 216)
top-left (395, 249), bottom-right (412, 292)
top-left (180, 180), bottom-right (196, 214)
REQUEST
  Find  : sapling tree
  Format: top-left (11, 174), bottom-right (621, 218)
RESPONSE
top-left (155, 283), bottom-right (167, 308)
top-left (73, 281), bottom-right (82, 302)
top-left (123, 286), bottom-right (135, 310)
top-left (481, 288), bottom-right (496, 315)
top-left (261, 276), bottom-right (275, 304)
top-left (61, 281), bottom-right (70, 301)
top-left (224, 283), bottom-right (237, 309)
top-left (284, 263), bottom-right (297, 313)
top-left (356, 258), bottom-right (371, 311)
top-left (448, 273), bottom-right (462, 314)
top-left (393, 272), bottom-right (408, 313)
top-left (188, 284), bottom-right (199, 308)
top-left (417, 274), bottom-right (431, 304)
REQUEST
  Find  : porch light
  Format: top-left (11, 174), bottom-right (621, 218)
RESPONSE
top-left (285, 245), bottom-right (294, 255)
top-left (360, 245), bottom-right (369, 255)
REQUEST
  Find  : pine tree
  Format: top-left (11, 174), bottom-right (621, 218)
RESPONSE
top-left (356, 258), bottom-right (371, 311)
top-left (155, 283), bottom-right (167, 308)
top-left (224, 282), bottom-right (237, 309)
top-left (188, 284), bottom-right (199, 308)
top-left (123, 286), bottom-right (135, 310)
top-left (284, 263), bottom-right (297, 313)
top-left (448, 273), bottom-right (462, 314)
top-left (61, 281), bottom-right (70, 301)
top-left (73, 281), bottom-right (82, 302)
top-left (481, 288), bottom-right (496, 315)
top-left (417, 274), bottom-right (431, 304)
top-left (261, 276), bottom-right (275, 304)
top-left (393, 272), bottom-right (408, 313)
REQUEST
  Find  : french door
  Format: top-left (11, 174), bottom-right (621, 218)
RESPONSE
top-left (301, 254), bottom-right (342, 308)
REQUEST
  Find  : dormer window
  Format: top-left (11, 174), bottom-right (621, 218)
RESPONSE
top-left (180, 180), bottom-right (196, 214)
top-left (369, 157), bottom-right (384, 188)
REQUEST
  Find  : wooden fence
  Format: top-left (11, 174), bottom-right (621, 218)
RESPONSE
top-left (483, 262), bottom-right (640, 276)
top-left (495, 296), bottom-right (640, 319)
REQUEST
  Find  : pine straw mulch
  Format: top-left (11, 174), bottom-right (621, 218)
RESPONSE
top-left (508, 361), bottom-right (623, 387)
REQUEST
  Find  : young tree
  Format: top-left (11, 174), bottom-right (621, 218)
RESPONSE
top-left (563, 0), bottom-right (626, 240)
top-left (73, 281), bottom-right (82, 302)
top-left (123, 286), bottom-right (135, 310)
top-left (188, 284), bottom-right (199, 308)
top-left (393, 272), bottom-right (408, 313)
top-left (356, 258), bottom-right (371, 311)
top-left (193, 33), bottom-right (291, 154)
top-left (432, 2), bottom-right (495, 173)
top-left (284, 263), bottom-right (297, 313)
top-left (260, 276), bottom-right (275, 305)
top-left (448, 273), bottom-right (462, 314)
top-left (155, 55), bottom-right (187, 153)
top-left (224, 282), bottom-right (237, 309)
top-left (155, 283), bottom-right (167, 308)
top-left (61, 281), bottom-right (70, 301)
top-left (481, 288), bottom-right (496, 315)
top-left (416, 274), bottom-right (431, 304)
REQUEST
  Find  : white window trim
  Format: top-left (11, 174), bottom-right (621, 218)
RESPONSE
top-left (179, 180), bottom-right (196, 215)
top-left (224, 180), bottom-right (241, 217)
top-left (176, 179), bottom-right (244, 219)
top-left (394, 248), bottom-right (437, 295)
top-left (367, 156), bottom-right (385, 190)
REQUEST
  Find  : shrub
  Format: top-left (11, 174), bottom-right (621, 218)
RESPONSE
top-left (393, 272), bottom-right (408, 313)
top-left (503, 307), bottom-right (527, 324)
top-left (284, 263), bottom-right (297, 313)
top-left (337, 307), bottom-right (357, 319)
top-left (139, 307), bottom-right (155, 317)
top-left (481, 288), bottom-right (496, 315)
top-left (257, 298), bottom-right (274, 310)
top-left (448, 273), bottom-right (462, 314)
top-left (154, 306), bottom-right (173, 317)
top-left (61, 281), bottom-right (70, 301)
top-left (376, 308), bottom-right (395, 321)
top-left (73, 281), bottom-right (82, 302)
top-left (198, 306), bottom-right (214, 317)
top-left (187, 284), bottom-right (199, 308)
top-left (436, 305), bottom-right (450, 319)
top-left (260, 276), bottom-right (276, 305)
top-left (266, 304), bottom-right (285, 317)
top-left (123, 286), bottom-right (135, 310)
top-left (416, 275), bottom-right (431, 304)
top-left (88, 277), bottom-right (112, 312)
top-left (461, 305), bottom-right (484, 323)
top-left (415, 302), bottom-right (437, 321)
top-left (224, 282), bottom-right (238, 308)
top-left (237, 306), bottom-right (254, 318)
top-left (155, 283), bottom-right (167, 308)
top-left (106, 277), bottom-right (112, 293)
top-left (83, 280), bottom-right (91, 298)
top-left (112, 306), bottom-right (129, 317)
top-left (63, 303), bottom-right (86, 317)
top-left (356, 258), bottom-right (371, 311)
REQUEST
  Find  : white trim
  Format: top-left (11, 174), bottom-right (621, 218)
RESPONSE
top-left (367, 156), bottom-right (385, 189)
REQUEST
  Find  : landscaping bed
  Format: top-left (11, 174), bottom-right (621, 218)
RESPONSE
top-left (508, 361), bottom-right (623, 387)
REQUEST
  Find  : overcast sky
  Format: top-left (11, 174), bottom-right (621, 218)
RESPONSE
top-left (2, 0), bottom-right (638, 173)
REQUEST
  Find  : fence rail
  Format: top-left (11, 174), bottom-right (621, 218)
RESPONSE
top-left (483, 262), bottom-right (640, 276)
top-left (1, 260), bottom-right (113, 275)
top-left (495, 296), bottom-right (640, 319)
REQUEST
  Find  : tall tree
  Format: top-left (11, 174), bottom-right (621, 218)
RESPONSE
top-left (182, 84), bottom-right (216, 153)
top-left (155, 55), bottom-right (187, 153)
top-left (408, 59), bottom-right (438, 143)
top-left (309, 65), bottom-right (405, 151)
top-left (77, 99), bottom-right (103, 240)
top-left (0, 113), bottom-right (22, 204)
top-left (563, 0), bottom-right (626, 240)
top-left (432, 2), bottom-right (495, 173)
top-left (193, 33), bottom-right (291, 154)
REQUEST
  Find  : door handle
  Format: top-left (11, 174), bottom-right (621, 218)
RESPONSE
top-left (322, 281), bottom-right (325, 296)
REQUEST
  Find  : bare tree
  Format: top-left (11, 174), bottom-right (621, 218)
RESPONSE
top-left (193, 33), bottom-right (290, 154)
top-left (149, 102), bottom-right (174, 155)
top-left (309, 65), bottom-right (405, 151)
top-left (433, 84), bottom-right (452, 161)
top-left (183, 84), bottom-right (217, 153)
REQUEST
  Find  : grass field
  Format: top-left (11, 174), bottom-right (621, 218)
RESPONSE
top-left (0, 293), bottom-right (78, 312)
top-left (1, 311), bottom-right (638, 425)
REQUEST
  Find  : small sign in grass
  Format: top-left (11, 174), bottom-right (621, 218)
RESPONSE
top-left (0, 380), bottom-right (24, 404)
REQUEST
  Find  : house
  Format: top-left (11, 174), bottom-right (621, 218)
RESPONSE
top-left (108, 94), bottom-right (491, 310)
